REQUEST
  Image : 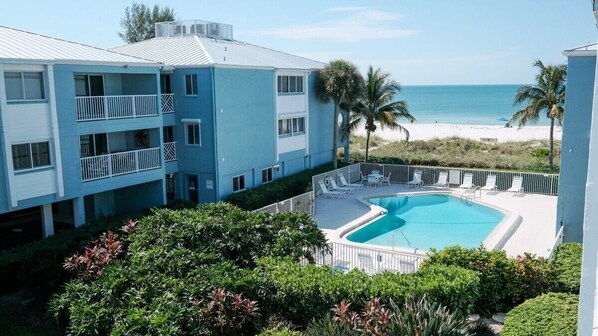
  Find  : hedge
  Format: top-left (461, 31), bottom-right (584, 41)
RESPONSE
top-left (257, 257), bottom-right (480, 326)
top-left (551, 242), bottom-right (582, 293)
top-left (501, 293), bottom-right (578, 336)
top-left (224, 164), bottom-right (333, 210)
top-left (422, 245), bottom-right (555, 314)
top-left (0, 217), bottom-right (125, 302)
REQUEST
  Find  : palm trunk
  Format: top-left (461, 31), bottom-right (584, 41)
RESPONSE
top-left (549, 117), bottom-right (554, 169)
top-left (332, 103), bottom-right (339, 169)
top-left (365, 130), bottom-right (371, 163)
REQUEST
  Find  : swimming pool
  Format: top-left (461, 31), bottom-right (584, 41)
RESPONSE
top-left (346, 193), bottom-right (505, 251)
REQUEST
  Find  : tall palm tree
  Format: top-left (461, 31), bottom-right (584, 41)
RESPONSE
top-left (343, 66), bottom-right (415, 162)
top-left (510, 60), bottom-right (567, 169)
top-left (316, 60), bottom-right (363, 169)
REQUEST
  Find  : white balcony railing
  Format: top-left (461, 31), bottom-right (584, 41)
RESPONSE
top-left (76, 95), bottom-right (158, 121)
top-left (161, 93), bottom-right (175, 113)
top-left (80, 147), bottom-right (161, 182)
top-left (164, 141), bottom-right (177, 161)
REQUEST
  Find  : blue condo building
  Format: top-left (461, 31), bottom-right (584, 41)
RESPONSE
top-left (0, 20), bottom-right (338, 249)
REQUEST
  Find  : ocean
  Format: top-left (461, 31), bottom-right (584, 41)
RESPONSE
top-left (398, 84), bottom-right (551, 126)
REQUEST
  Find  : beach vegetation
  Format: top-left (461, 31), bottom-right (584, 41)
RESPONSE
top-left (119, 2), bottom-right (176, 43)
top-left (349, 136), bottom-right (560, 173)
top-left (509, 60), bottom-right (567, 169)
top-left (341, 66), bottom-right (415, 163)
top-left (316, 60), bottom-right (363, 169)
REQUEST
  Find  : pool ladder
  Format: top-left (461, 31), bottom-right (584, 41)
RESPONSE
top-left (460, 186), bottom-right (481, 203)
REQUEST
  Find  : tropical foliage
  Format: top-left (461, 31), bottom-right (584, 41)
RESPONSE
top-left (119, 2), bottom-right (176, 43)
top-left (551, 242), bottom-right (582, 293)
top-left (509, 60), bottom-right (567, 169)
top-left (316, 60), bottom-right (363, 169)
top-left (502, 293), bottom-right (578, 336)
top-left (343, 66), bottom-right (414, 162)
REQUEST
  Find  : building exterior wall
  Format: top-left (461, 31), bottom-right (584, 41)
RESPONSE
top-left (556, 55), bottom-right (596, 242)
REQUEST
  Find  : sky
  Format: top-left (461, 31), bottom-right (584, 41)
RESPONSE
top-left (0, 1), bottom-right (596, 85)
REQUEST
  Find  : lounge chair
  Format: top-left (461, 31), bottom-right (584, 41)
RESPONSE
top-left (327, 177), bottom-right (355, 194)
top-left (380, 172), bottom-right (392, 186)
top-left (338, 172), bottom-right (363, 190)
top-left (406, 170), bottom-right (423, 187)
top-left (433, 171), bottom-right (448, 188)
top-left (459, 173), bottom-right (474, 189)
top-left (507, 176), bottom-right (524, 193)
top-left (357, 253), bottom-right (376, 275)
top-left (399, 259), bottom-right (416, 273)
top-left (317, 180), bottom-right (344, 198)
top-left (481, 174), bottom-right (497, 191)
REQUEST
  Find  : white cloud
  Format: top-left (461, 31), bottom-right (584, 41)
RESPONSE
top-left (240, 9), bottom-right (416, 43)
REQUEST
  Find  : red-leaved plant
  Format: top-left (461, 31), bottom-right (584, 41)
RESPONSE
top-left (195, 288), bottom-right (260, 335)
top-left (63, 219), bottom-right (137, 280)
top-left (331, 298), bottom-right (393, 335)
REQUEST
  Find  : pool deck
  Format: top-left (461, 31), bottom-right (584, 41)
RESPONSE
top-left (314, 183), bottom-right (558, 258)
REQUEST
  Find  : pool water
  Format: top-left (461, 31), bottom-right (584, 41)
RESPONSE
top-left (346, 194), bottom-right (505, 251)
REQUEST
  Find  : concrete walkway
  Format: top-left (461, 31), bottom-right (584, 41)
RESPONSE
top-left (314, 183), bottom-right (557, 258)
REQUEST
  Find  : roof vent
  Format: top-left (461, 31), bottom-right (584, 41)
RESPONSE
top-left (155, 20), bottom-right (233, 40)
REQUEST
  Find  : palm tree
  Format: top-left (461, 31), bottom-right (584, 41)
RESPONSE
top-left (342, 66), bottom-right (415, 162)
top-left (510, 60), bottom-right (567, 169)
top-left (316, 60), bottom-right (363, 169)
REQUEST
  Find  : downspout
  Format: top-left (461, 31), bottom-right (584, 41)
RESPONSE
top-left (211, 67), bottom-right (220, 201)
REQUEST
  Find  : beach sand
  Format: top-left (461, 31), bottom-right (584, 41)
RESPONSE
top-left (353, 123), bottom-right (562, 143)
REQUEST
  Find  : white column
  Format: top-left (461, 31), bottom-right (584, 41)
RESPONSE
top-left (41, 204), bottom-right (54, 237)
top-left (578, 33), bottom-right (598, 335)
top-left (73, 197), bottom-right (85, 227)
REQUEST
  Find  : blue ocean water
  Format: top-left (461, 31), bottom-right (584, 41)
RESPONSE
top-left (398, 84), bottom-right (551, 125)
top-left (346, 194), bottom-right (504, 251)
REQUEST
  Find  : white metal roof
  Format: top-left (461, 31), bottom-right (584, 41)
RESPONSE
top-left (0, 25), bottom-right (159, 66)
top-left (563, 43), bottom-right (597, 57)
top-left (111, 35), bottom-right (324, 70)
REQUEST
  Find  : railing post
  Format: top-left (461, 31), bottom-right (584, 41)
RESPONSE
top-left (107, 155), bottom-right (112, 177)
top-left (103, 97), bottom-right (108, 120)
top-left (132, 97), bottom-right (137, 118)
top-left (135, 151), bottom-right (140, 172)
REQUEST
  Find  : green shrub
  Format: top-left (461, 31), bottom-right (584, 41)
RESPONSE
top-left (257, 258), bottom-right (479, 326)
top-left (257, 327), bottom-right (302, 336)
top-left (530, 147), bottom-right (550, 158)
top-left (468, 321), bottom-right (495, 336)
top-left (422, 246), bottom-right (556, 314)
top-left (551, 242), bottom-right (582, 293)
top-left (501, 293), bottom-right (578, 336)
top-left (224, 164), bottom-right (333, 210)
top-left (0, 217), bottom-right (126, 302)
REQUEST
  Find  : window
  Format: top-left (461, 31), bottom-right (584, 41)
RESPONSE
top-left (80, 133), bottom-right (108, 157)
top-left (277, 75), bottom-right (304, 94)
top-left (233, 175), bottom-right (245, 192)
top-left (12, 141), bottom-right (51, 171)
top-left (262, 168), bottom-right (273, 183)
top-left (5, 72), bottom-right (45, 100)
top-left (185, 74), bottom-right (198, 95)
top-left (186, 124), bottom-right (200, 145)
top-left (163, 126), bottom-right (174, 143)
top-left (278, 117), bottom-right (305, 137)
top-left (74, 74), bottom-right (104, 97)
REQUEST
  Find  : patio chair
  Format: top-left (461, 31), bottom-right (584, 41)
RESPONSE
top-left (433, 171), bottom-right (448, 188)
top-left (406, 170), bottom-right (423, 187)
top-left (317, 180), bottom-right (345, 198)
top-left (380, 172), bottom-right (392, 186)
top-left (327, 177), bottom-right (355, 194)
top-left (399, 259), bottom-right (416, 274)
top-left (360, 171), bottom-right (369, 185)
top-left (507, 176), bottom-right (524, 194)
top-left (357, 253), bottom-right (377, 275)
top-left (481, 174), bottom-right (497, 191)
top-left (459, 173), bottom-right (474, 189)
top-left (338, 172), bottom-right (363, 190)
top-left (367, 175), bottom-right (380, 187)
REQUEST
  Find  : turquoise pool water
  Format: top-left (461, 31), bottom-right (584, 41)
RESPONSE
top-left (346, 194), bottom-right (505, 251)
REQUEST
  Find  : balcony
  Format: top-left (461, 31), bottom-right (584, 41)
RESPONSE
top-left (80, 147), bottom-right (161, 182)
top-left (164, 141), bottom-right (177, 161)
top-left (76, 95), bottom-right (158, 121)
top-left (161, 93), bottom-right (175, 113)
